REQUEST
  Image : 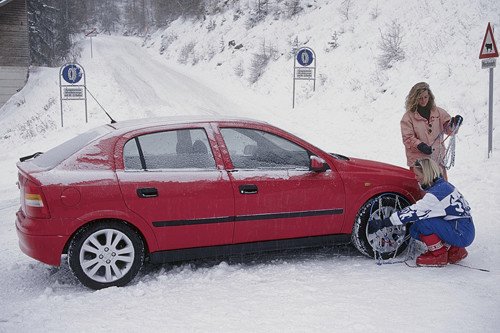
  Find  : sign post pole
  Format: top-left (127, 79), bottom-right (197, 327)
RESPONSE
top-left (488, 67), bottom-right (493, 157)
top-left (59, 63), bottom-right (87, 127)
top-left (293, 47), bottom-right (316, 108)
top-left (85, 28), bottom-right (98, 59)
top-left (479, 22), bottom-right (498, 158)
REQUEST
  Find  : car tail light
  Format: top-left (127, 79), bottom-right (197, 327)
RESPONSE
top-left (22, 179), bottom-right (51, 219)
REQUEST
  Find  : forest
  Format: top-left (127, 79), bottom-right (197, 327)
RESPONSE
top-left (27, 0), bottom-right (303, 66)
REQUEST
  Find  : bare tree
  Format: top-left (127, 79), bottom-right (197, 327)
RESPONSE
top-left (339, 0), bottom-right (353, 21)
top-left (377, 20), bottom-right (405, 69)
top-left (370, 2), bottom-right (380, 20)
top-left (249, 39), bottom-right (276, 84)
top-left (327, 31), bottom-right (340, 51)
top-left (286, 0), bottom-right (302, 17)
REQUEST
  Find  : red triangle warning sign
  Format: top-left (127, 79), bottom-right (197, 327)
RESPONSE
top-left (479, 23), bottom-right (499, 59)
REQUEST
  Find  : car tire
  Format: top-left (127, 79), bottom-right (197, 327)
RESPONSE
top-left (68, 221), bottom-right (145, 289)
top-left (351, 193), bottom-right (411, 259)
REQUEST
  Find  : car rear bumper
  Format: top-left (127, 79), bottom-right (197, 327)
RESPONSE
top-left (16, 210), bottom-right (67, 266)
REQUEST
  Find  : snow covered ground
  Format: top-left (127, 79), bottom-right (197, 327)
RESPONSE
top-left (1, 1), bottom-right (500, 332)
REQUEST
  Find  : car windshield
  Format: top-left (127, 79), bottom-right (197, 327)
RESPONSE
top-left (30, 125), bottom-right (112, 170)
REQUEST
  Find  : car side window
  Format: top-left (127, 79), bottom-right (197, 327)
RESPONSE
top-left (123, 128), bottom-right (216, 170)
top-left (220, 128), bottom-right (310, 169)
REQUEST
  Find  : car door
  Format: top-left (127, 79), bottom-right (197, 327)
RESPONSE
top-left (217, 126), bottom-right (345, 244)
top-left (116, 126), bottom-right (235, 250)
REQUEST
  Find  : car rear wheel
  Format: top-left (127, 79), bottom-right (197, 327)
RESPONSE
top-left (68, 221), bottom-right (144, 289)
top-left (351, 193), bottom-right (411, 259)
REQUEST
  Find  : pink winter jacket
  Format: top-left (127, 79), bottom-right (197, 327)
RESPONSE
top-left (400, 106), bottom-right (452, 167)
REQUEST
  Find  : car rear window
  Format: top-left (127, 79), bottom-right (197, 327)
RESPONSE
top-left (123, 128), bottom-right (216, 170)
top-left (30, 126), bottom-right (112, 170)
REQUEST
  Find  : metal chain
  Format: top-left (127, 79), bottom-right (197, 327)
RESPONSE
top-left (440, 130), bottom-right (456, 170)
top-left (367, 194), bottom-right (413, 265)
top-left (436, 120), bottom-right (461, 170)
top-left (373, 232), bottom-right (414, 265)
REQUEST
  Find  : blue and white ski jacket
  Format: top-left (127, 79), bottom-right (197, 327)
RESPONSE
top-left (389, 177), bottom-right (472, 225)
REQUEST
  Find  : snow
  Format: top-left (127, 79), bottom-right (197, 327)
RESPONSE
top-left (1, 1), bottom-right (500, 331)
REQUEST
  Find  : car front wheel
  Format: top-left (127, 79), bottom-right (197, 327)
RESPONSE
top-left (68, 221), bottom-right (144, 289)
top-left (351, 193), bottom-right (411, 259)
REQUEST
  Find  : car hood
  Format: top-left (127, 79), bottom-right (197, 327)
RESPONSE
top-left (341, 156), bottom-right (413, 175)
top-left (330, 155), bottom-right (423, 201)
top-left (330, 155), bottom-right (419, 188)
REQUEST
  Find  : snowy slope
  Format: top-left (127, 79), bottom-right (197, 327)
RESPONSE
top-left (1, 1), bottom-right (500, 332)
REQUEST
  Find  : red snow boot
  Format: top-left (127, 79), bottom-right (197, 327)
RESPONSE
top-left (448, 246), bottom-right (468, 264)
top-left (416, 234), bottom-right (448, 267)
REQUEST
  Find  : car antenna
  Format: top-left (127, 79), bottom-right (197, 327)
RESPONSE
top-left (85, 87), bottom-right (117, 124)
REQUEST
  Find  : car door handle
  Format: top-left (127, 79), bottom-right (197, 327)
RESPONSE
top-left (137, 187), bottom-right (159, 198)
top-left (239, 184), bottom-right (258, 194)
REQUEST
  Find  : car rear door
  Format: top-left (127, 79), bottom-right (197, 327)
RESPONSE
top-left (116, 125), bottom-right (235, 251)
top-left (216, 125), bottom-right (346, 244)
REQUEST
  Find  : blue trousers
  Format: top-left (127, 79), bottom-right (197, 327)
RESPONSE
top-left (409, 217), bottom-right (475, 248)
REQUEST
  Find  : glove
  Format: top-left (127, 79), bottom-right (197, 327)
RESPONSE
top-left (368, 218), bottom-right (393, 234)
top-left (452, 115), bottom-right (463, 126)
top-left (417, 142), bottom-right (433, 155)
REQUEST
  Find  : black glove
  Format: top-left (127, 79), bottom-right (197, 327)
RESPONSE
top-left (368, 218), bottom-right (393, 233)
top-left (452, 115), bottom-right (463, 126)
top-left (417, 142), bottom-right (433, 155)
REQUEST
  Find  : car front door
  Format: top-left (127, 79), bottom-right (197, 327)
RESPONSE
top-left (217, 126), bottom-right (345, 244)
top-left (116, 126), bottom-right (234, 251)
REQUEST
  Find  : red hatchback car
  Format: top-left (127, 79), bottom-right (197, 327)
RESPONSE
top-left (16, 116), bottom-right (422, 289)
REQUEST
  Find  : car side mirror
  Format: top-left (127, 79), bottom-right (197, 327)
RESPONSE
top-left (309, 155), bottom-right (329, 172)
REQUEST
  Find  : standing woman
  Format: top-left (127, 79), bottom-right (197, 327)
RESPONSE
top-left (400, 82), bottom-right (462, 180)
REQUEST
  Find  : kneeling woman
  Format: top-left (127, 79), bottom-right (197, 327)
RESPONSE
top-left (368, 158), bottom-right (475, 266)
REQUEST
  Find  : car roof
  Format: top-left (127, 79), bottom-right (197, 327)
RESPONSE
top-left (106, 115), bottom-right (269, 131)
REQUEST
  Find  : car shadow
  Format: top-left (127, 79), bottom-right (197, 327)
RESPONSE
top-left (139, 243), bottom-right (367, 278)
top-left (22, 244), bottom-right (371, 291)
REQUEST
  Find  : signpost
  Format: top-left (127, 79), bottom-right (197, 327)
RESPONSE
top-left (59, 63), bottom-right (88, 127)
top-left (85, 28), bottom-right (98, 58)
top-left (293, 47), bottom-right (316, 108)
top-left (479, 22), bottom-right (498, 158)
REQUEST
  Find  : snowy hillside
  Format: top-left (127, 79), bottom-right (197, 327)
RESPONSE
top-left (0, 1), bottom-right (500, 332)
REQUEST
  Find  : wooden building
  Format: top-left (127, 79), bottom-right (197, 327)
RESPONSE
top-left (0, 0), bottom-right (29, 108)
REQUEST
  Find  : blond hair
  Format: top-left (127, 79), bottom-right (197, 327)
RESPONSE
top-left (414, 158), bottom-right (443, 188)
top-left (405, 82), bottom-right (436, 113)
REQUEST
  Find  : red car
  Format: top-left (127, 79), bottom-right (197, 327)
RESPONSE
top-left (16, 116), bottom-right (422, 289)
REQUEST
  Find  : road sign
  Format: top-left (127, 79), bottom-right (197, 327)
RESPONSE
top-left (479, 22), bottom-right (498, 59)
top-left (295, 68), bottom-right (314, 79)
top-left (85, 28), bottom-right (98, 58)
top-left (297, 48), bottom-right (314, 66)
top-left (85, 28), bottom-right (98, 37)
top-left (293, 47), bottom-right (316, 108)
top-left (482, 58), bottom-right (496, 69)
top-left (294, 47), bottom-right (316, 81)
top-left (479, 23), bottom-right (497, 158)
top-left (63, 86), bottom-right (84, 99)
top-left (59, 63), bottom-right (88, 127)
top-left (62, 64), bottom-right (83, 84)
